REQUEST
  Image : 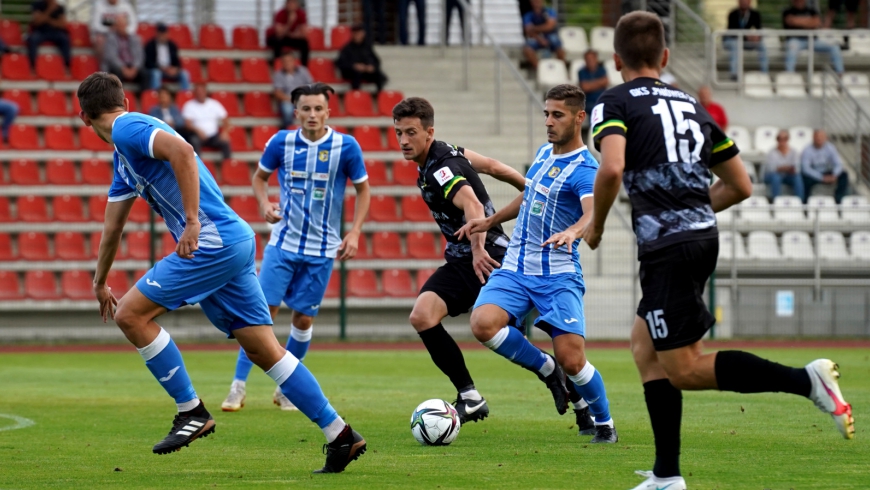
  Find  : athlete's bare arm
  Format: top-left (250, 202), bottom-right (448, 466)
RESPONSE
top-left (464, 149), bottom-right (526, 191)
top-left (252, 168), bottom-right (281, 224)
top-left (709, 155), bottom-right (752, 213)
top-left (93, 197), bottom-right (135, 322)
top-left (579, 134), bottom-right (625, 250)
top-left (454, 192), bottom-right (523, 241)
top-left (543, 196), bottom-right (593, 252)
top-left (339, 179), bottom-right (371, 260)
top-left (452, 186), bottom-right (501, 283)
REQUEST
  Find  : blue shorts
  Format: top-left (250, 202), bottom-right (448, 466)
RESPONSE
top-left (525, 32), bottom-right (563, 52)
top-left (258, 245), bottom-right (334, 317)
top-left (136, 236), bottom-right (273, 337)
top-left (474, 269), bottom-right (587, 337)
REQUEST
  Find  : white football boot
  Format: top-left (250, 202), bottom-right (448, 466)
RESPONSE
top-left (220, 380), bottom-right (246, 412)
top-left (628, 470), bottom-right (687, 490)
top-left (806, 359), bottom-right (855, 439)
top-left (273, 386), bottom-right (298, 411)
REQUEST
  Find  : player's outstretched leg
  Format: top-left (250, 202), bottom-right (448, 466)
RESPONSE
top-left (566, 382), bottom-right (595, 435)
top-left (221, 347), bottom-right (253, 412)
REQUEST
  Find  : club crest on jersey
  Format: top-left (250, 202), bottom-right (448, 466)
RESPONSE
top-left (531, 200), bottom-right (545, 216)
top-left (318, 150), bottom-right (329, 162)
top-left (548, 167), bottom-right (561, 178)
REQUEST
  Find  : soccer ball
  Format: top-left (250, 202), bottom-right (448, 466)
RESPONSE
top-left (409, 399), bottom-right (461, 446)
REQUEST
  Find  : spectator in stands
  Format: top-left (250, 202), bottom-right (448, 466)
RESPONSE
top-left (27, 0), bottom-right (71, 70)
top-left (148, 86), bottom-right (189, 136)
top-left (0, 95), bottom-right (19, 144)
top-left (764, 130), bottom-right (805, 202)
top-left (363, 0), bottom-right (387, 45)
top-left (145, 22), bottom-right (190, 91)
top-left (274, 51), bottom-right (313, 128)
top-left (444, 0), bottom-right (467, 45)
top-left (577, 50), bottom-right (608, 114)
top-left (825, 0), bottom-right (858, 29)
top-left (182, 83), bottom-right (232, 160)
top-left (266, 0), bottom-right (310, 66)
top-left (801, 129), bottom-right (850, 203)
top-left (522, 0), bottom-right (566, 70)
top-left (398, 0), bottom-right (426, 46)
top-left (724, 0), bottom-right (768, 80)
top-left (698, 85), bottom-right (728, 130)
top-left (91, 0), bottom-right (138, 66)
top-left (103, 16), bottom-right (146, 90)
top-left (336, 25), bottom-right (388, 92)
top-left (783, 0), bottom-right (844, 75)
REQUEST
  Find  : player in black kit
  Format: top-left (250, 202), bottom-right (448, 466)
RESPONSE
top-left (393, 97), bottom-right (585, 426)
top-left (580, 12), bottom-right (854, 490)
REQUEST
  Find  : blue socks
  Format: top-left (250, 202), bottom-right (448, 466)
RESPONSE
top-left (137, 328), bottom-right (198, 411)
top-left (568, 362), bottom-right (612, 424)
top-left (234, 347), bottom-right (255, 382)
top-left (286, 325), bottom-right (312, 361)
top-left (482, 327), bottom-right (552, 374)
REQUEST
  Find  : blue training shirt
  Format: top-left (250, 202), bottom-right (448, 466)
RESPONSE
top-left (258, 127), bottom-right (368, 258)
top-left (107, 112), bottom-right (254, 248)
top-left (502, 144), bottom-right (599, 276)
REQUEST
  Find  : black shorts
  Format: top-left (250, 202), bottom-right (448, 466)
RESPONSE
top-left (829, 0), bottom-right (859, 13)
top-left (637, 237), bottom-right (718, 351)
top-left (420, 255), bottom-right (503, 317)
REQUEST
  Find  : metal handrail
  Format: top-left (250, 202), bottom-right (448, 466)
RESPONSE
top-left (821, 65), bottom-right (870, 189)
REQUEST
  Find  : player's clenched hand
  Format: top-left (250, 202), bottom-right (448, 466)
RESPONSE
top-left (543, 229), bottom-right (579, 253)
top-left (579, 221), bottom-right (603, 250)
top-left (93, 283), bottom-right (118, 323)
top-left (338, 230), bottom-right (360, 261)
top-left (472, 249), bottom-right (501, 284)
top-left (177, 221), bottom-right (200, 259)
top-left (261, 201), bottom-right (281, 223)
top-left (455, 217), bottom-right (491, 242)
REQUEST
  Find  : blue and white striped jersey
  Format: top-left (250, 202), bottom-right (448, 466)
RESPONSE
top-left (258, 127), bottom-right (368, 258)
top-left (502, 144), bottom-right (599, 276)
top-left (107, 112), bottom-right (254, 248)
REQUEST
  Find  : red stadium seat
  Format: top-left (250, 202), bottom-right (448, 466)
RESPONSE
top-left (176, 90), bottom-right (193, 108)
top-left (0, 20), bottom-right (23, 47)
top-left (25, 271), bottom-right (59, 299)
top-left (70, 54), bottom-right (98, 80)
top-left (2, 54), bottom-right (32, 80)
top-left (211, 90), bottom-right (240, 116)
top-left (139, 90), bottom-right (158, 113)
top-left (180, 58), bottom-right (204, 84)
top-left (369, 195), bottom-right (398, 221)
top-left (19, 232), bottom-right (51, 260)
top-left (88, 195), bottom-right (109, 221)
top-left (407, 232), bottom-right (441, 259)
top-left (372, 231), bottom-right (403, 258)
top-left (330, 25), bottom-right (352, 49)
top-left (72, 92), bottom-right (81, 113)
top-left (79, 126), bottom-right (112, 151)
top-left (392, 160), bottom-right (418, 185)
top-left (344, 90), bottom-right (374, 117)
top-left (309, 58), bottom-right (338, 83)
top-left (0, 233), bottom-right (15, 260)
top-left (107, 269), bottom-right (131, 297)
top-left (126, 231), bottom-right (151, 260)
top-left (328, 94), bottom-right (346, 117)
top-left (244, 91), bottom-right (275, 117)
top-left (383, 269), bottom-right (415, 297)
top-left (353, 126), bottom-right (386, 151)
top-left (0, 271), bottom-right (23, 300)
top-left (54, 195), bottom-right (85, 222)
top-left (35, 54), bottom-right (68, 81)
top-left (330, 125), bottom-right (348, 135)
top-left (67, 22), bottom-right (90, 47)
top-left (44, 124), bottom-right (77, 150)
top-left (232, 25), bottom-right (260, 50)
top-left (353, 233), bottom-right (372, 259)
top-left (229, 195), bottom-right (261, 222)
top-left (221, 159), bottom-right (251, 185)
top-left (307, 27), bottom-right (325, 50)
top-left (227, 126), bottom-right (250, 151)
top-left (9, 159), bottom-right (40, 185)
top-left (132, 269), bottom-right (148, 282)
top-left (417, 268), bottom-right (436, 287)
top-left (37, 89), bottom-right (70, 115)
top-left (207, 57), bottom-right (238, 82)
top-left (137, 23), bottom-right (157, 43)
top-left (3, 89), bottom-right (33, 115)
top-left (8, 125), bottom-right (39, 149)
top-left (401, 195), bottom-right (431, 222)
top-left (161, 232), bottom-right (176, 256)
top-left (128, 199), bottom-right (151, 222)
top-left (347, 269), bottom-right (379, 297)
top-left (201, 160), bottom-right (221, 184)
top-left (0, 198), bottom-right (11, 221)
top-left (324, 272), bottom-right (340, 298)
top-left (386, 129), bottom-right (401, 151)
top-left (61, 270), bottom-right (93, 299)
top-left (123, 89), bottom-right (139, 112)
top-left (81, 159), bottom-right (112, 185)
top-left (364, 160), bottom-right (389, 186)
top-left (168, 24), bottom-right (194, 49)
top-left (343, 195), bottom-right (355, 221)
top-left (55, 232), bottom-right (88, 260)
top-left (252, 125), bottom-right (278, 151)
top-left (198, 23), bottom-right (227, 49)
top-left (241, 58), bottom-right (271, 83)
top-left (45, 159), bottom-right (77, 185)
top-left (377, 90), bottom-right (404, 117)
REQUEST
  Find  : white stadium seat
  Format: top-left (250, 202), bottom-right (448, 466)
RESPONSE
top-left (817, 30), bottom-right (846, 47)
top-left (782, 231), bottom-right (815, 260)
top-left (850, 231), bottom-right (870, 260)
top-left (719, 231), bottom-right (747, 260)
top-left (763, 35), bottom-right (782, 51)
top-left (604, 59), bottom-right (622, 87)
top-left (590, 27), bottom-right (615, 56)
top-left (810, 72), bottom-right (840, 98)
top-left (773, 195), bottom-right (805, 222)
top-left (842, 72), bottom-right (870, 98)
top-left (726, 126), bottom-right (752, 153)
top-left (744, 71), bottom-right (774, 98)
top-left (754, 125), bottom-right (780, 153)
top-left (775, 72), bottom-right (807, 98)
top-left (808, 195), bottom-right (840, 222)
top-left (848, 30), bottom-right (870, 55)
top-left (740, 196), bottom-right (772, 223)
top-left (559, 27), bottom-right (588, 56)
top-left (747, 231), bottom-right (781, 259)
top-left (841, 195), bottom-right (870, 224)
top-left (569, 59), bottom-right (585, 84)
top-left (817, 231), bottom-right (848, 260)
top-left (537, 59), bottom-right (569, 88)
top-left (789, 126), bottom-right (813, 152)
top-left (716, 208), bottom-right (734, 227)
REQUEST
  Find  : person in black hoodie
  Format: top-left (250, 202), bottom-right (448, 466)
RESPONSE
top-left (144, 22), bottom-right (190, 90)
top-left (335, 24), bottom-right (387, 92)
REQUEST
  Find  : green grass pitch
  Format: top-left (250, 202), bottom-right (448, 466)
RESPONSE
top-left (0, 347), bottom-right (867, 489)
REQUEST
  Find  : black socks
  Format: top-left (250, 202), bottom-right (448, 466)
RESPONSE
top-left (644, 379), bottom-right (682, 478)
top-left (418, 323), bottom-right (474, 392)
top-left (715, 350), bottom-right (811, 397)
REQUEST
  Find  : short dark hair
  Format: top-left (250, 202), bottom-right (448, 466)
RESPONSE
top-left (290, 82), bottom-right (335, 104)
top-left (77, 72), bottom-right (126, 119)
top-left (614, 11), bottom-right (665, 71)
top-left (545, 84), bottom-right (586, 113)
top-left (392, 97), bottom-right (434, 128)
top-left (157, 85), bottom-right (173, 96)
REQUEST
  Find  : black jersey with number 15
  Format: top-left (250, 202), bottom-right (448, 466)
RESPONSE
top-left (590, 77), bottom-right (741, 258)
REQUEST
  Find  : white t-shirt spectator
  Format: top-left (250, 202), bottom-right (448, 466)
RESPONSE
top-left (182, 98), bottom-right (228, 138)
top-left (91, 0), bottom-right (138, 36)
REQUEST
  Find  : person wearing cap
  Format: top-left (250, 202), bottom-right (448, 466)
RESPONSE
top-left (145, 22), bottom-right (190, 91)
top-left (335, 25), bottom-right (387, 92)
top-left (266, 0), bottom-right (310, 66)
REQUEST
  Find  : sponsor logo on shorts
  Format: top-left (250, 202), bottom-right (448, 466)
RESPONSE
top-left (146, 278), bottom-right (162, 288)
top-left (311, 304), bottom-right (320, 310)
top-left (563, 318), bottom-right (578, 324)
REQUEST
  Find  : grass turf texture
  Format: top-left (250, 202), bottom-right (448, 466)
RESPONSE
top-left (0, 348), bottom-right (867, 489)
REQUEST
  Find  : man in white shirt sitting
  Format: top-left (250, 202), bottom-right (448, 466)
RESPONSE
top-left (763, 129), bottom-right (805, 202)
top-left (181, 83), bottom-right (232, 159)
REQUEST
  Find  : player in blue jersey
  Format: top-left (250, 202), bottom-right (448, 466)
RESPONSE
top-left (81, 73), bottom-right (366, 473)
top-left (458, 84), bottom-right (617, 443)
top-left (221, 83), bottom-right (371, 412)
